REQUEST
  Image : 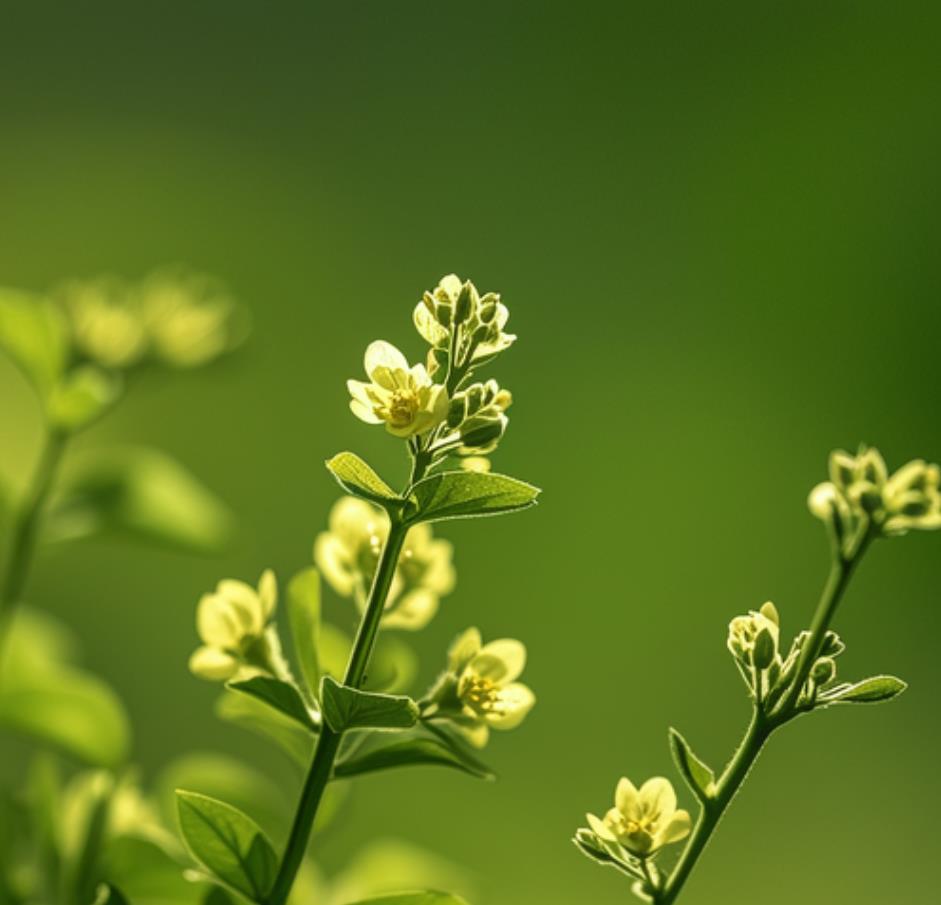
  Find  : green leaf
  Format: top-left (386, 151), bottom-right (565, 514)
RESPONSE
top-left (334, 730), bottom-right (494, 781)
top-left (176, 791), bottom-right (277, 902)
top-left (215, 690), bottom-right (315, 767)
top-left (226, 676), bottom-right (319, 733)
top-left (0, 289), bottom-right (68, 395)
top-left (818, 675), bottom-right (908, 706)
top-left (46, 366), bottom-right (122, 432)
top-left (0, 610), bottom-right (130, 767)
top-left (342, 894), bottom-right (469, 905)
top-left (405, 471), bottom-right (539, 524)
top-left (326, 452), bottom-right (400, 505)
top-left (46, 446), bottom-right (232, 553)
top-left (321, 676), bottom-right (418, 733)
top-left (104, 836), bottom-right (204, 905)
top-left (287, 567), bottom-right (322, 702)
top-left (669, 728), bottom-right (715, 801)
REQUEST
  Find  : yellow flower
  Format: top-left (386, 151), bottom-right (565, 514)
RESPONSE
top-left (586, 777), bottom-right (691, 859)
top-left (189, 570), bottom-right (279, 681)
top-left (809, 446), bottom-right (941, 537)
top-left (140, 269), bottom-right (239, 368)
top-left (347, 340), bottom-right (448, 438)
top-left (313, 497), bottom-right (455, 630)
top-left (58, 277), bottom-right (148, 369)
top-left (446, 627), bottom-right (535, 747)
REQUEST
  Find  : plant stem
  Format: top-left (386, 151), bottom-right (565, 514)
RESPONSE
top-left (264, 518), bottom-right (409, 905)
top-left (660, 540), bottom-right (872, 904)
top-left (0, 429), bottom-right (68, 662)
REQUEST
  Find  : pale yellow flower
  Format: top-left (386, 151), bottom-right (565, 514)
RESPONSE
top-left (727, 601), bottom-right (780, 670)
top-left (313, 497), bottom-right (455, 630)
top-left (348, 340), bottom-right (448, 438)
top-left (447, 627), bottom-right (535, 747)
top-left (586, 777), bottom-right (691, 858)
top-left (189, 570), bottom-right (279, 681)
top-left (59, 278), bottom-right (148, 369)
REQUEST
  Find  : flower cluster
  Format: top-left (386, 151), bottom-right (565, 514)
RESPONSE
top-left (348, 274), bottom-right (516, 467)
top-left (58, 268), bottom-right (242, 371)
top-left (420, 627), bottom-right (535, 747)
top-left (189, 570), bottom-right (287, 681)
top-left (809, 446), bottom-right (941, 549)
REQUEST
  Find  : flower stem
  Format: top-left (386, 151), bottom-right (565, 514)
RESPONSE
top-left (660, 540), bottom-right (871, 904)
top-left (0, 428), bottom-right (68, 664)
top-left (264, 516), bottom-right (409, 905)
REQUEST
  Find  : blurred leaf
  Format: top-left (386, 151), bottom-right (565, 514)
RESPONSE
top-left (326, 453), bottom-right (400, 506)
top-left (215, 691), bottom-right (313, 768)
top-left (46, 446), bottom-right (232, 553)
top-left (342, 893), bottom-right (469, 905)
top-left (92, 884), bottom-right (131, 905)
top-left (226, 676), bottom-right (318, 733)
top-left (817, 675), bottom-right (908, 706)
top-left (0, 611), bottom-right (130, 767)
top-left (176, 791), bottom-right (277, 902)
top-left (334, 730), bottom-right (494, 781)
top-left (321, 677), bottom-right (418, 733)
top-left (405, 471), bottom-right (539, 524)
top-left (103, 837), bottom-right (201, 905)
top-left (156, 753), bottom-right (289, 846)
top-left (62, 772), bottom-right (113, 905)
top-left (46, 366), bottom-right (122, 433)
top-left (0, 289), bottom-right (68, 396)
top-left (669, 728), bottom-right (715, 802)
top-left (286, 568), bottom-right (322, 703)
top-left (203, 887), bottom-right (238, 905)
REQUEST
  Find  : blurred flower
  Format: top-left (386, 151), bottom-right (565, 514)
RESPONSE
top-left (809, 446), bottom-right (941, 540)
top-left (348, 340), bottom-right (448, 438)
top-left (441, 627), bottom-right (535, 747)
top-left (584, 777), bottom-right (691, 859)
top-left (314, 497), bottom-right (455, 630)
top-left (189, 569), bottom-right (281, 681)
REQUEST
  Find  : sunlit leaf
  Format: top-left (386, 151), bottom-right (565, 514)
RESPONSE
top-left (176, 791), bottom-right (277, 902)
top-left (104, 836), bottom-right (202, 905)
top-left (321, 677), bottom-right (418, 733)
top-left (817, 675), bottom-right (908, 706)
top-left (226, 676), bottom-right (319, 733)
top-left (405, 471), bottom-right (539, 524)
top-left (326, 452), bottom-right (401, 505)
top-left (342, 892), bottom-right (469, 905)
top-left (215, 691), bottom-right (314, 768)
top-left (0, 289), bottom-right (68, 395)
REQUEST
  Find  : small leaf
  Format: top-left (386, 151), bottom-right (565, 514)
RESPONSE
top-left (342, 893), bottom-right (469, 905)
top-left (818, 675), bottom-right (908, 706)
top-left (334, 731), bottom-right (494, 781)
top-left (320, 676), bottom-right (418, 733)
top-left (669, 728), bottom-right (716, 801)
top-left (46, 366), bottom-right (122, 432)
top-left (326, 452), bottom-right (401, 505)
top-left (287, 567), bottom-right (322, 702)
top-left (0, 289), bottom-right (68, 395)
top-left (176, 790), bottom-right (277, 902)
top-left (46, 446), bottom-right (232, 553)
top-left (215, 690), bottom-right (314, 767)
top-left (405, 471), bottom-right (539, 524)
top-left (226, 676), bottom-right (319, 733)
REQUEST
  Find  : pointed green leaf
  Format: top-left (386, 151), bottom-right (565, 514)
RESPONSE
top-left (343, 893), bottom-right (469, 905)
top-left (226, 676), bottom-right (319, 733)
top-left (321, 676), bottom-right (418, 733)
top-left (334, 730), bottom-right (494, 781)
top-left (669, 728), bottom-right (716, 802)
top-left (215, 690), bottom-right (314, 767)
top-left (818, 675), bottom-right (908, 706)
top-left (326, 452), bottom-right (401, 505)
top-left (176, 791), bottom-right (277, 902)
top-left (287, 567), bottom-right (322, 702)
top-left (46, 366), bottom-right (122, 432)
top-left (405, 471), bottom-right (539, 524)
top-left (46, 446), bottom-right (232, 553)
top-left (0, 289), bottom-right (68, 395)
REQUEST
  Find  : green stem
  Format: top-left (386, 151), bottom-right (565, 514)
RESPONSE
top-left (264, 517), bottom-right (410, 905)
top-left (0, 429), bottom-right (68, 662)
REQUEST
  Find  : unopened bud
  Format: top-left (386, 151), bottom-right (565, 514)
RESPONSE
top-left (753, 628), bottom-right (776, 670)
top-left (479, 294), bottom-right (499, 323)
top-left (811, 656), bottom-right (836, 685)
top-left (447, 395), bottom-right (468, 429)
top-left (454, 282), bottom-right (476, 324)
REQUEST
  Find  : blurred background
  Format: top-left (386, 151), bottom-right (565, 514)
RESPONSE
top-left (1, 2), bottom-right (940, 903)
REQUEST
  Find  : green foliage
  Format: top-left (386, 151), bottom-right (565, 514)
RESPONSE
top-left (817, 675), bottom-right (907, 706)
top-left (405, 470), bottom-right (539, 524)
top-left (46, 366), bottom-right (122, 433)
top-left (286, 567), bottom-right (322, 703)
top-left (321, 676), bottom-right (419, 733)
top-left (46, 446), bottom-right (232, 553)
top-left (334, 730), bottom-right (494, 781)
top-left (215, 690), bottom-right (314, 768)
top-left (92, 884), bottom-right (131, 905)
top-left (227, 676), bottom-right (319, 733)
top-left (343, 893), bottom-right (469, 905)
top-left (0, 289), bottom-right (68, 396)
top-left (176, 791), bottom-right (277, 902)
top-left (326, 452), bottom-right (400, 506)
top-left (103, 837), bottom-right (203, 905)
top-left (668, 729), bottom-right (715, 802)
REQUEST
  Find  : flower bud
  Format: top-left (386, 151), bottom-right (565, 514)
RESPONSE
top-left (811, 656), bottom-right (836, 685)
top-left (460, 414), bottom-right (507, 450)
top-left (753, 628), bottom-right (776, 670)
top-left (447, 395), bottom-right (468, 429)
top-left (453, 282), bottom-right (476, 324)
top-left (478, 294), bottom-right (499, 323)
top-left (820, 630), bottom-right (845, 658)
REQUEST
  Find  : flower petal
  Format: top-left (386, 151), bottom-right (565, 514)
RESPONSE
top-left (382, 587), bottom-right (439, 631)
top-left (615, 777), bottom-right (641, 820)
top-left (257, 569), bottom-right (277, 622)
top-left (656, 809), bottom-right (692, 847)
top-left (364, 340), bottom-right (409, 384)
top-left (448, 627), bottom-right (482, 673)
top-left (486, 682), bottom-right (535, 729)
top-left (188, 646), bottom-right (239, 681)
top-left (470, 639), bottom-right (527, 683)
top-left (313, 533), bottom-right (357, 597)
top-left (196, 593), bottom-right (242, 647)
top-left (640, 777), bottom-right (677, 819)
top-left (587, 812), bottom-right (617, 842)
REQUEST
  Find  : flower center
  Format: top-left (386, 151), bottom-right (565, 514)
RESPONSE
top-left (386, 390), bottom-right (419, 427)
top-left (463, 676), bottom-right (502, 715)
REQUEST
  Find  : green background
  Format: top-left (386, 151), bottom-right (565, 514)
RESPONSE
top-left (2, 2), bottom-right (940, 903)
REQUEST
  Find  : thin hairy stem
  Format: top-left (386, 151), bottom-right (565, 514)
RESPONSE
top-left (0, 429), bottom-right (68, 664)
